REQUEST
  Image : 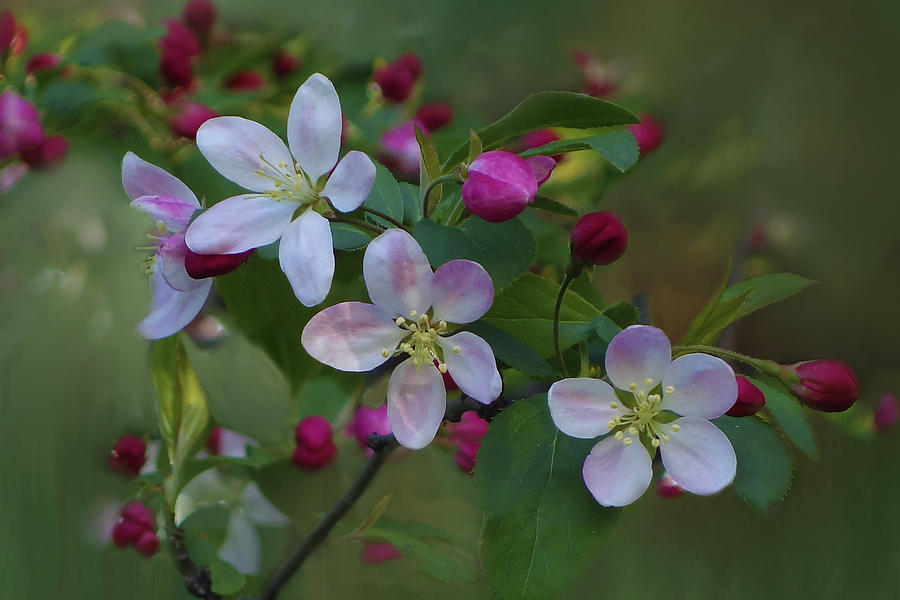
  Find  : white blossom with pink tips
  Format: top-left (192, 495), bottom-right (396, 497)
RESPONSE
top-left (185, 73), bottom-right (376, 307)
top-left (548, 325), bottom-right (737, 507)
top-left (301, 229), bottom-right (502, 450)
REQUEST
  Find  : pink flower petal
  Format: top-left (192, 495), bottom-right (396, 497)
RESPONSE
top-left (196, 116), bottom-right (294, 192)
top-left (548, 378), bottom-right (620, 439)
top-left (605, 325), bottom-right (671, 394)
top-left (363, 229), bottom-right (433, 319)
top-left (525, 155), bottom-right (556, 185)
top-left (439, 331), bottom-right (501, 404)
top-left (387, 358), bottom-right (446, 450)
top-left (582, 435), bottom-right (653, 507)
top-left (278, 209), bottom-right (334, 306)
top-left (122, 152), bottom-right (199, 208)
top-left (659, 417), bottom-right (736, 496)
top-left (662, 353), bottom-right (737, 419)
top-left (157, 232), bottom-right (206, 292)
top-left (430, 260), bottom-right (494, 324)
top-left (286, 73), bottom-right (342, 181)
top-left (130, 195), bottom-right (198, 232)
top-left (137, 270), bottom-right (211, 340)
top-left (302, 302), bottom-right (407, 372)
top-left (321, 150), bottom-right (376, 213)
top-left (185, 193), bottom-right (297, 254)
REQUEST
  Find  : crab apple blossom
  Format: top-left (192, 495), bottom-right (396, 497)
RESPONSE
top-left (726, 376), bottom-right (766, 417)
top-left (787, 359), bottom-right (859, 413)
top-left (293, 416), bottom-right (337, 471)
top-left (548, 325), bottom-right (737, 507)
top-left (570, 210), bottom-right (628, 266)
top-left (184, 73), bottom-right (376, 306)
top-left (108, 434), bottom-right (147, 477)
top-left (462, 150), bottom-right (550, 223)
top-left (301, 229), bottom-right (502, 449)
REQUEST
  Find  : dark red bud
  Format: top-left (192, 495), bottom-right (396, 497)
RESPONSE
top-left (25, 52), bottom-right (61, 74)
top-left (292, 416), bottom-right (337, 471)
top-left (373, 63), bottom-right (414, 103)
top-left (788, 359), bottom-right (859, 413)
top-left (183, 0), bottom-right (217, 36)
top-left (120, 501), bottom-right (155, 530)
top-left (19, 136), bottom-right (68, 169)
top-left (570, 211), bottom-right (628, 266)
top-left (726, 376), bottom-right (766, 417)
top-left (205, 425), bottom-right (223, 454)
top-left (108, 434), bottom-right (147, 478)
top-left (656, 473), bottom-right (684, 498)
top-left (361, 542), bottom-right (403, 565)
top-left (135, 530), bottom-right (160, 557)
top-left (875, 393), bottom-right (899, 433)
top-left (0, 11), bottom-right (15, 54)
top-left (111, 519), bottom-right (144, 548)
top-left (160, 19), bottom-right (201, 57)
top-left (395, 53), bottom-right (423, 79)
top-left (415, 102), bottom-right (453, 131)
top-left (271, 51), bottom-right (300, 78)
top-left (224, 70), bottom-right (265, 91)
top-left (169, 102), bottom-right (216, 139)
top-left (184, 248), bottom-right (253, 279)
top-left (159, 50), bottom-right (194, 88)
top-left (627, 114), bottom-right (665, 155)
top-left (453, 442), bottom-right (479, 474)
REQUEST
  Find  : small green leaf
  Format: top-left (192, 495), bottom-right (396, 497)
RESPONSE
top-left (520, 130), bottom-right (640, 172)
top-left (748, 376), bottom-right (818, 458)
top-left (714, 415), bottom-right (794, 512)
top-left (330, 222), bottom-right (372, 251)
top-left (530, 196), bottom-right (578, 217)
top-left (720, 273), bottom-right (817, 320)
top-left (417, 125), bottom-right (443, 211)
top-left (477, 396), bottom-right (619, 599)
top-left (443, 91), bottom-right (639, 170)
top-left (466, 129), bottom-right (483, 163)
top-left (362, 521), bottom-right (476, 584)
top-left (364, 162), bottom-right (404, 227)
top-left (210, 558), bottom-right (247, 596)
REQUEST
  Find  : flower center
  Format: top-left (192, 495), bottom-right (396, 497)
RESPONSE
top-left (605, 380), bottom-right (680, 448)
top-left (381, 311), bottom-right (457, 371)
top-left (255, 155), bottom-right (319, 205)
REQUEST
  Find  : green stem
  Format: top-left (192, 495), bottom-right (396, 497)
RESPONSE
top-left (361, 207), bottom-right (410, 232)
top-left (672, 344), bottom-right (782, 376)
top-left (553, 272), bottom-right (575, 378)
top-left (421, 174), bottom-right (461, 219)
top-left (330, 215), bottom-right (385, 236)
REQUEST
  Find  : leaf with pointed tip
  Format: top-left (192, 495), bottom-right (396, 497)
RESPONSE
top-left (520, 130), bottom-right (640, 172)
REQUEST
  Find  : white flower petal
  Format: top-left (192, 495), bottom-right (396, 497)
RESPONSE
top-left (287, 73), bottom-right (342, 181)
top-left (659, 417), bottom-right (736, 496)
top-left (439, 331), bottom-right (501, 404)
top-left (301, 301), bottom-right (407, 371)
top-left (430, 260), bottom-right (494, 324)
top-left (363, 229), bottom-right (433, 319)
top-left (157, 232), bottom-right (206, 292)
top-left (240, 484), bottom-right (290, 527)
top-left (185, 193), bottom-right (297, 254)
top-left (218, 511), bottom-right (261, 575)
top-left (582, 436), bottom-right (653, 507)
top-left (605, 325), bottom-right (671, 394)
top-left (122, 152), bottom-right (199, 207)
top-left (321, 151), bottom-right (376, 213)
top-left (130, 195), bottom-right (197, 232)
top-left (387, 358), bottom-right (446, 450)
top-left (278, 210), bottom-right (334, 306)
top-left (548, 378), bottom-right (620, 439)
top-left (662, 353), bottom-right (738, 419)
top-left (137, 270), bottom-right (210, 340)
top-left (174, 470), bottom-right (232, 524)
top-left (219, 429), bottom-right (255, 459)
top-left (197, 116), bottom-right (294, 192)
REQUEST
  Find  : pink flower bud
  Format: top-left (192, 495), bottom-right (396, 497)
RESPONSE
top-left (135, 530), bottom-right (160, 557)
top-left (788, 359), bottom-right (859, 413)
top-left (656, 473), bottom-right (684, 498)
top-left (373, 53), bottom-right (422, 104)
top-left (183, 0), bottom-right (217, 36)
top-left (726, 376), bottom-right (766, 417)
top-left (627, 114), bottom-right (665, 155)
top-left (111, 501), bottom-right (157, 556)
top-left (111, 519), bottom-right (144, 548)
top-left (447, 412), bottom-right (489, 474)
top-left (415, 102), bottom-right (453, 131)
top-left (874, 393), bottom-right (899, 433)
top-left (108, 434), bottom-right (147, 478)
top-left (462, 150), bottom-right (539, 223)
top-left (159, 50), bottom-right (194, 88)
top-left (120, 501), bottom-right (155, 531)
top-left (25, 52), bottom-right (61, 74)
top-left (378, 120), bottom-right (423, 180)
top-left (525, 155), bottom-right (556, 186)
top-left (570, 210), bottom-right (628, 266)
top-left (395, 53), bottom-right (423, 79)
top-left (160, 19), bottom-right (201, 57)
top-left (224, 70), bottom-right (265, 91)
top-left (520, 129), bottom-right (560, 151)
top-left (205, 425), bottom-right (223, 454)
top-left (346, 405), bottom-right (391, 451)
top-left (184, 248), bottom-right (254, 279)
top-left (0, 11), bottom-right (15, 54)
top-left (292, 416), bottom-right (337, 471)
top-left (9, 21), bottom-right (26, 56)
top-left (272, 51), bottom-right (300, 79)
top-left (361, 542), bottom-right (403, 565)
top-left (169, 102), bottom-right (216, 139)
top-left (19, 135), bottom-right (68, 169)
top-left (0, 90), bottom-right (44, 160)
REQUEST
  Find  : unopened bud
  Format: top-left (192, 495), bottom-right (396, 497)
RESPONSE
top-left (25, 52), bottom-right (61, 75)
top-left (462, 150), bottom-right (539, 223)
top-left (787, 359), bottom-right (859, 413)
top-left (874, 393), bottom-right (899, 433)
top-left (169, 102), bottom-right (216, 140)
top-left (271, 51), bottom-right (300, 79)
top-left (415, 102), bottom-right (453, 131)
top-left (361, 541), bottom-right (403, 565)
top-left (346, 405), bottom-right (391, 452)
top-left (184, 248), bottom-right (253, 279)
top-left (19, 135), bottom-right (68, 169)
top-left (656, 473), bottom-right (684, 498)
top-left (108, 434), bottom-right (147, 478)
top-left (224, 70), bottom-right (265, 91)
top-left (726, 376), bottom-right (766, 417)
top-left (627, 114), bottom-right (665, 155)
top-left (183, 0), bottom-right (217, 36)
top-left (570, 210), bottom-right (628, 266)
top-left (292, 416), bottom-right (337, 471)
top-left (372, 53), bottom-right (423, 104)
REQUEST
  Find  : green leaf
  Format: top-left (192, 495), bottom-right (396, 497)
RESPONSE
top-left (530, 196), bottom-right (578, 217)
top-left (149, 336), bottom-right (180, 462)
top-left (330, 222), bottom-right (372, 251)
top-left (714, 416), bottom-right (793, 512)
top-left (413, 217), bottom-right (535, 289)
top-left (443, 91), bottom-right (639, 169)
top-left (681, 287), bottom-right (753, 346)
top-left (67, 21), bottom-right (164, 82)
top-left (465, 321), bottom-right (559, 379)
top-left (181, 505), bottom-right (231, 566)
top-left (520, 130), bottom-right (640, 172)
top-left (466, 130), bottom-right (483, 163)
top-left (720, 273), bottom-right (817, 320)
top-left (476, 396), bottom-right (619, 599)
top-left (748, 376), bottom-right (818, 458)
top-left (417, 125), bottom-right (443, 215)
top-left (210, 558), bottom-right (247, 596)
top-left (362, 521), bottom-right (476, 584)
top-left (364, 162), bottom-right (404, 227)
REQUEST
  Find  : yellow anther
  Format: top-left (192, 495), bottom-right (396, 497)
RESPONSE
top-left (644, 378), bottom-right (654, 387)
top-left (623, 437), bottom-right (633, 446)
top-left (661, 433), bottom-right (670, 443)
top-left (607, 420), bottom-right (616, 429)
top-left (437, 363), bottom-right (448, 373)
top-left (628, 382), bottom-right (638, 391)
top-left (628, 426), bottom-right (638, 435)
top-left (610, 402), bottom-right (619, 409)
top-left (438, 321), bottom-right (448, 330)
top-left (452, 346), bottom-right (461, 354)
top-left (409, 310), bottom-right (417, 318)
top-left (665, 386), bottom-right (675, 394)
top-left (651, 438), bottom-right (660, 447)
top-left (395, 317), bottom-right (406, 326)
top-left (381, 349), bottom-right (390, 358)
top-left (671, 424), bottom-right (681, 432)
top-left (614, 431), bottom-right (624, 440)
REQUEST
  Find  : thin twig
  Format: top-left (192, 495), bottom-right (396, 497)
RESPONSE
top-left (329, 215), bottom-right (385, 236)
top-left (421, 174), bottom-right (461, 219)
top-left (167, 522), bottom-right (221, 600)
top-left (362, 207), bottom-right (410, 232)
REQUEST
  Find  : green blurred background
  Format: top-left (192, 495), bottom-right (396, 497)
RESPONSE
top-left (1, 0), bottom-right (898, 598)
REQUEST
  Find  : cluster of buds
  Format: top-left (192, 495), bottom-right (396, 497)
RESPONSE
top-left (378, 99), bottom-right (454, 180)
top-left (111, 502), bottom-right (159, 557)
top-left (292, 416), bottom-right (337, 471)
top-left (108, 434), bottom-right (147, 478)
top-left (0, 91), bottom-right (69, 177)
top-left (446, 412), bottom-right (489, 474)
top-left (372, 53), bottom-right (423, 103)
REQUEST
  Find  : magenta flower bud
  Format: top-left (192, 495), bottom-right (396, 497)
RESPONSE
top-left (378, 120), bottom-right (423, 180)
top-left (272, 51), bottom-right (300, 79)
top-left (25, 52), bottom-right (61, 75)
top-left (160, 19), bottom-right (201, 57)
top-left (395, 53), bottom-right (423, 79)
top-left (447, 412), bottom-right (489, 474)
top-left (184, 248), bottom-right (254, 279)
top-left (726, 376), bottom-right (766, 417)
top-left (520, 129), bottom-right (560, 151)
top-left (183, 0), bottom-right (216, 36)
top-left (108, 434), bottom-right (147, 478)
top-left (415, 102), bottom-right (453, 131)
top-left (135, 530), bottom-right (160, 557)
top-left (169, 102), bottom-right (216, 139)
top-left (111, 519), bottom-right (144, 548)
top-left (462, 150), bottom-right (539, 223)
top-left (453, 439), bottom-right (480, 474)
top-left (0, 11), bottom-right (15, 54)
top-left (346, 405), bottom-right (391, 450)
top-left (361, 542), bottom-right (403, 565)
top-left (656, 473), bottom-right (684, 498)
top-left (224, 70), bottom-right (265, 91)
top-left (788, 359), bottom-right (860, 413)
top-left (525, 155), bottom-right (556, 186)
top-left (627, 114), bottom-right (665, 155)
top-left (373, 53), bottom-right (422, 104)
top-left (205, 425), bottom-right (223, 454)
top-left (20, 135), bottom-right (68, 169)
top-left (120, 501), bottom-right (155, 530)
top-left (0, 90), bottom-right (44, 160)
top-left (159, 50), bottom-right (194, 88)
top-left (292, 416), bottom-right (337, 471)
top-left (874, 393), bottom-right (899, 433)
top-left (570, 210), bottom-right (628, 266)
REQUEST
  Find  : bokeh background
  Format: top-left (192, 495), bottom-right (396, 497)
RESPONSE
top-left (2, 0), bottom-right (898, 598)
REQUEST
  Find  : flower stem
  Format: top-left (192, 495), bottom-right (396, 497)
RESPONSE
top-left (167, 521), bottom-right (221, 600)
top-left (672, 344), bottom-right (782, 376)
top-left (329, 215), bottom-right (385, 236)
top-left (421, 174), bottom-right (461, 220)
top-left (361, 206), bottom-right (411, 232)
top-left (553, 271), bottom-right (576, 378)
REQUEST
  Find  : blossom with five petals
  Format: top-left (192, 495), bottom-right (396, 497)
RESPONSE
top-left (548, 325), bottom-right (737, 507)
top-left (184, 73), bottom-right (376, 306)
top-left (301, 229), bottom-right (502, 449)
